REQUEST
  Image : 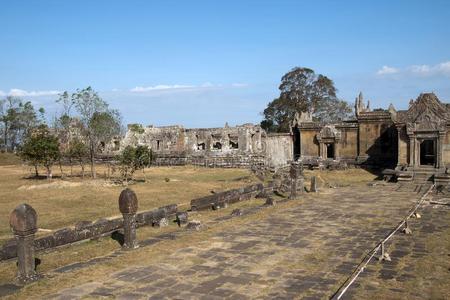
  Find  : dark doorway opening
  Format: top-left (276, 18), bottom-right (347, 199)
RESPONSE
top-left (420, 139), bottom-right (435, 166)
top-left (293, 126), bottom-right (300, 161)
top-left (326, 143), bottom-right (334, 159)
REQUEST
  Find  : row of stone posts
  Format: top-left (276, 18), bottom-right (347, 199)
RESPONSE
top-left (9, 188), bottom-right (141, 285)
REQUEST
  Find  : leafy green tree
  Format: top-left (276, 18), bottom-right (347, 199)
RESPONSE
top-left (117, 145), bottom-right (153, 182)
top-left (135, 145), bottom-right (153, 182)
top-left (117, 145), bottom-right (136, 182)
top-left (20, 125), bottom-right (60, 179)
top-left (71, 87), bottom-right (122, 178)
top-left (0, 96), bottom-right (44, 151)
top-left (261, 67), bottom-right (353, 132)
top-left (67, 138), bottom-right (89, 178)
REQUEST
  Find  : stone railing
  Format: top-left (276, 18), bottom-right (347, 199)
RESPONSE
top-left (2, 189), bottom-right (177, 284)
top-left (3, 161), bottom-right (307, 285)
top-left (1, 203), bottom-right (177, 263)
top-left (190, 183), bottom-right (265, 211)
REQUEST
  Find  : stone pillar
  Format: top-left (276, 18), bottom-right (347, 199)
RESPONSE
top-left (334, 141), bottom-right (340, 160)
top-left (118, 188), bottom-right (139, 250)
top-left (310, 176), bottom-right (317, 192)
top-left (414, 138), bottom-right (419, 167)
top-left (289, 163), bottom-right (298, 199)
top-left (319, 142), bottom-right (324, 158)
top-left (408, 137), bottom-right (414, 167)
top-left (396, 125), bottom-right (403, 168)
top-left (438, 133), bottom-right (445, 169)
top-left (9, 203), bottom-right (39, 284)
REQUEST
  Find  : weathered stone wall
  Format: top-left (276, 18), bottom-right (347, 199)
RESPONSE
top-left (357, 118), bottom-right (396, 166)
top-left (265, 133), bottom-right (293, 168)
top-left (338, 126), bottom-right (358, 160)
top-left (443, 129), bottom-right (450, 165)
top-left (122, 123), bottom-right (264, 155)
top-left (119, 123), bottom-right (293, 168)
top-left (300, 129), bottom-right (319, 157)
top-left (397, 126), bottom-right (409, 166)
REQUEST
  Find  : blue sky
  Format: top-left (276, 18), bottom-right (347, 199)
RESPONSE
top-left (1, 0), bottom-right (450, 127)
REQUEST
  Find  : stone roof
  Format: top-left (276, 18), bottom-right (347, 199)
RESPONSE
top-left (357, 110), bottom-right (392, 121)
top-left (396, 93), bottom-right (450, 124)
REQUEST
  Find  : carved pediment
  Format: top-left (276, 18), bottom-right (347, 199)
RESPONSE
top-left (292, 111), bottom-right (313, 127)
top-left (404, 93), bottom-right (449, 123)
top-left (404, 93), bottom-right (449, 134)
top-left (317, 125), bottom-right (341, 141)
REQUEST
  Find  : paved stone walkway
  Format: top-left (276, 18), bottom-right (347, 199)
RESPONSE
top-left (45, 183), bottom-right (449, 299)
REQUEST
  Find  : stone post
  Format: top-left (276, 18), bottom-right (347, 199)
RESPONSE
top-left (9, 203), bottom-right (39, 284)
top-left (310, 176), bottom-right (317, 192)
top-left (118, 188), bottom-right (139, 250)
top-left (289, 161), bottom-right (303, 199)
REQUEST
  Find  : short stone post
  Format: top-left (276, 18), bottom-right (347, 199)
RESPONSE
top-left (9, 203), bottom-right (39, 284)
top-left (118, 188), bottom-right (139, 250)
top-left (310, 176), bottom-right (317, 193)
top-left (289, 162), bottom-right (303, 199)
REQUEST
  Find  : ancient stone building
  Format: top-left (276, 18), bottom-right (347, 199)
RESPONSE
top-left (293, 92), bottom-right (397, 168)
top-left (119, 92), bottom-right (450, 182)
top-left (120, 123), bottom-right (271, 167)
top-left (294, 92), bottom-right (450, 182)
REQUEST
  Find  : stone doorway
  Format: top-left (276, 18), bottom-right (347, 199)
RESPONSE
top-left (293, 126), bottom-right (301, 161)
top-left (326, 143), bottom-right (334, 159)
top-left (420, 139), bottom-right (436, 166)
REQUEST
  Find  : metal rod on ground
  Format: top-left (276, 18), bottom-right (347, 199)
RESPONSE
top-left (332, 184), bottom-right (434, 300)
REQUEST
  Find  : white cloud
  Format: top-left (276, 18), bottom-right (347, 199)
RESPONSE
top-left (377, 60), bottom-right (450, 77)
top-left (3, 89), bottom-right (61, 97)
top-left (409, 64), bottom-right (432, 75)
top-left (130, 84), bottom-right (195, 92)
top-left (200, 82), bottom-right (214, 88)
top-left (0, 90), bottom-right (5, 97)
top-left (231, 83), bottom-right (249, 87)
top-left (129, 82), bottom-right (246, 93)
top-left (408, 62), bottom-right (450, 76)
top-left (437, 61), bottom-right (450, 75)
top-left (376, 66), bottom-right (399, 75)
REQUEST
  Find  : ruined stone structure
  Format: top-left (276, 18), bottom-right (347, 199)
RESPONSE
top-left (294, 92), bottom-right (450, 183)
top-left (118, 92), bottom-right (450, 182)
top-left (119, 123), bottom-right (283, 168)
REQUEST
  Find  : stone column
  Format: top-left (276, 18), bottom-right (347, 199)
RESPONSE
top-left (9, 203), bottom-right (39, 284)
top-left (409, 137), bottom-right (414, 167)
top-left (415, 138), bottom-right (420, 167)
top-left (310, 176), bottom-right (317, 192)
top-left (396, 125), bottom-right (403, 168)
top-left (438, 133), bottom-right (445, 169)
top-left (334, 140), bottom-right (340, 160)
top-left (118, 188), bottom-right (139, 250)
top-left (289, 163), bottom-right (297, 199)
top-left (319, 142), bottom-right (324, 158)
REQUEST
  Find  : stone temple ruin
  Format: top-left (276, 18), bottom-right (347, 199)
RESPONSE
top-left (117, 92), bottom-right (450, 184)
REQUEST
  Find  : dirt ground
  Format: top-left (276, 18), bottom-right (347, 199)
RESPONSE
top-left (0, 160), bottom-right (259, 244)
top-left (1, 159), bottom-right (448, 299)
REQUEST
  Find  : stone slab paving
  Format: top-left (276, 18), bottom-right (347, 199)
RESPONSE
top-left (346, 192), bottom-right (450, 300)
top-left (44, 183), bottom-right (450, 299)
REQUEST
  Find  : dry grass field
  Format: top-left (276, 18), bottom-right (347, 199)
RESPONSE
top-left (1, 155), bottom-right (447, 299)
top-left (0, 154), bottom-right (259, 245)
